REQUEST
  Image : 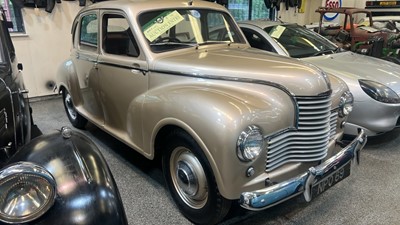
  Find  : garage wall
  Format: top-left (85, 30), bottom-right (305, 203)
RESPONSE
top-left (278, 0), bottom-right (368, 24)
top-left (12, 0), bottom-right (369, 98)
top-left (11, 2), bottom-right (82, 98)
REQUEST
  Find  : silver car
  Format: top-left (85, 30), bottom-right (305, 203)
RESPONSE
top-left (238, 20), bottom-right (400, 136)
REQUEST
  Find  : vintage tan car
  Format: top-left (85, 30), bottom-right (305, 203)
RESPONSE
top-left (56, 0), bottom-right (366, 224)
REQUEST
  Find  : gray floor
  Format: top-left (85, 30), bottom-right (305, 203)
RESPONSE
top-left (31, 96), bottom-right (400, 225)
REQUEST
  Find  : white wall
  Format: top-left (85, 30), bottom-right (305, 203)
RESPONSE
top-left (11, 2), bottom-right (82, 98)
top-left (278, 0), bottom-right (368, 25)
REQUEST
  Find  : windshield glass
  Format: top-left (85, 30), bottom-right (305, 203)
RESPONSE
top-left (265, 24), bottom-right (338, 58)
top-left (139, 9), bottom-right (245, 53)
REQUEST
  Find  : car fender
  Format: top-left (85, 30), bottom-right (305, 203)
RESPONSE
top-left (6, 128), bottom-right (128, 225)
top-left (136, 81), bottom-right (295, 198)
top-left (56, 59), bottom-right (83, 106)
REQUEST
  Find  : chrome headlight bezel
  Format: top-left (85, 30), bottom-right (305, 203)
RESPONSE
top-left (0, 162), bottom-right (57, 224)
top-left (339, 90), bottom-right (354, 118)
top-left (359, 79), bottom-right (400, 104)
top-left (237, 125), bottom-right (264, 162)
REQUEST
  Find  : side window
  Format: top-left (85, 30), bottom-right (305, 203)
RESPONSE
top-left (1, 0), bottom-right (25, 33)
top-left (242, 28), bottom-right (274, 52)
top-left (80, 14), bottom-right (98, 51)
top-left (102, 14), bottom-right (139, 57)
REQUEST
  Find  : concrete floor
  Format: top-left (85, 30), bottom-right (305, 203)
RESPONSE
top-left (31, 96), bottom-right (400, 225)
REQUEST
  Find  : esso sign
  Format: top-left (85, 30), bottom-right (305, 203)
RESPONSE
top-left (324, 0), bottom-right (342, 21)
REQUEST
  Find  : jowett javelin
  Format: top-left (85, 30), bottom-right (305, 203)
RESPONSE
top-left (56, 0), bottom-right (367, 224)
top-left (238, 20), bottom-right (400, 136)
top-left (0, 7), bottom-right (127, 225)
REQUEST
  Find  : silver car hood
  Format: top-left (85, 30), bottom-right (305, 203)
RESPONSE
top-left (152, 47), bottom-right (331, 96)
top-left (303, 51), bottom-right (400, 92)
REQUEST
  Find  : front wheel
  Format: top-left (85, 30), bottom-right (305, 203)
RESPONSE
top-left (62, 89), bottom-right (87, 129)
top-left (162, 130), bottom-right (231, 225)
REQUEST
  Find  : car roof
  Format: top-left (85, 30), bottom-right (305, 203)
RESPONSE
top-left (315, 7), bottom-right (372, 15)
top-left (80, 0), bottom-right (227, 15)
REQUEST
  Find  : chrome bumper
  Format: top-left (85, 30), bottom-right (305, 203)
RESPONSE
top-left (239, 129), bottom-right (367, 211)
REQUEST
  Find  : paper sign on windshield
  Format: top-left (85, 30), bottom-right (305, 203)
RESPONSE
top-left (143, 11), bottom-right (184, 42)
top-left (270, 25), bottom-right (286, 39)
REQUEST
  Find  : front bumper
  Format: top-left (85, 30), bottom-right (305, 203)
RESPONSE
top-left (239, 129), bottom-right (367, 210)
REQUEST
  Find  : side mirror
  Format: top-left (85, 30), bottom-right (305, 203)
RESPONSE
top-left (17, 63), bottom-right (23, 71)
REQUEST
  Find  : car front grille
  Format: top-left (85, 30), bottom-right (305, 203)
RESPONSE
top-left (266, 96), bottom-right (335, 172)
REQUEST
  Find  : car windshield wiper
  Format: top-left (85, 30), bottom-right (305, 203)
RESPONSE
top-left (311, 49), bottom-right (336, 57)
top-left (150, 42), bottom-right (197, 47)
top-left (197, 41), bottom-right (232, 46)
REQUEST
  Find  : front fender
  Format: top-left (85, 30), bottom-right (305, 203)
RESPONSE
top-left (138, 81), bottom-right (295, 199)
top-left (5, 128), bottom-right (128, 225)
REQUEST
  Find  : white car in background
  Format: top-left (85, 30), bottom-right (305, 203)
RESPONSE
top-left (236, 20), bottom-right (400, 136)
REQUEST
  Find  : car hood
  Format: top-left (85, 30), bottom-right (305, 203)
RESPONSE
top-left (303, 51), bottom-right (400, 93)
top-left (152, 46), bottom-right (331, 96)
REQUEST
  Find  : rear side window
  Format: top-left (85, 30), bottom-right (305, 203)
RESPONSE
top-left (80, 14), bottom-right (98, 51)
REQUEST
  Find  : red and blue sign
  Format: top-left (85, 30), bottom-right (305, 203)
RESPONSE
top-left (324, 0), bottom-right (343, 21)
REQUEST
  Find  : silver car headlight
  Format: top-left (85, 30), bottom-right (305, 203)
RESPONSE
top-left (237, 125), bottom-right (264, 162)
top-left (339, 91), bottom-right (354, 117)
top-left (359, 79), bottom-right (400, 103)
top-left (0, 162), bottom-right (56, 224)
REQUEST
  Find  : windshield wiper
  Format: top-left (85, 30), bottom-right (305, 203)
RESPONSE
top-left (311, 49), bottom-right (336, 57)
top-left (150, 42), bottom-right (197, 47)
top-left (197, 41), bottom-right (232, 46)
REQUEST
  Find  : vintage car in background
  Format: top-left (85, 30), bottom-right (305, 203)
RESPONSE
top-left (238, 20), bottom-right (400, 136)
top-left (0, 8), bottom-right (127, 225)
top-left (56, 1), bottom-right (366, 224)
top-left (314, 7), bottom-right (400, 65)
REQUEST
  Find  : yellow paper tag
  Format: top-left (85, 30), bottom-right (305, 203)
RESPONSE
top-left (270, 25), bottom-right (286, 39)
top-left (143, 11), bottom-right (184, 42)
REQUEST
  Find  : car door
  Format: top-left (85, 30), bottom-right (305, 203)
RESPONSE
top-left (71, 11), bottom-right (104, 125)
top-left (97, 11), bottom-right (148, 139)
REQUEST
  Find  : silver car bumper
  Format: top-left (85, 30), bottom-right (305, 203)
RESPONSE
top-left (239, 129), bottom-right (367, 211)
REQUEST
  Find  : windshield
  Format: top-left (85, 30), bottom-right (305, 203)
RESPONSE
top-left (265, 24), bottom-right (338, 58)
top-left (139, 9), bottom-right (245, 53)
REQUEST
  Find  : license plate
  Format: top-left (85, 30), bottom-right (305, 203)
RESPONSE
top-left (311, 162), bottom-right (351, 198)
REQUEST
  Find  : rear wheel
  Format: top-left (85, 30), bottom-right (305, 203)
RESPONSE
top-left (162, 130), bottom-right (231, 225)
top-left (62, 89), bottom-right (87, 129)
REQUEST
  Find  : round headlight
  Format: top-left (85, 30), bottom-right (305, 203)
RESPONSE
top-left (339, 91), bottom-right (354, 117)
top-left (0, 162), bottom-right (56, 224)
top-left (359, 79), bottom-right (400, 103)
top-left (237, 125), bottom-right (264, 162)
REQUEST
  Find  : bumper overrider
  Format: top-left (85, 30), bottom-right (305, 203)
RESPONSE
top-left (240, 129), bottom-right (367, 210)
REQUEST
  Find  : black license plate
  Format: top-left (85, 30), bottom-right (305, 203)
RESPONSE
top-left (311, 162), bottom-right (351, 198)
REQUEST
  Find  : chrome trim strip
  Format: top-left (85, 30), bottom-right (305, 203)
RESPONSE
top-left (240, 129), bottom-right (367, 211)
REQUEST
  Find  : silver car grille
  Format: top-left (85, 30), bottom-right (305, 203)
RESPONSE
top-left (266, 96), bottom-right (335, 172)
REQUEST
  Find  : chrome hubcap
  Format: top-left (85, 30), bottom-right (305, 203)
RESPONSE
top-left (64, 93), bottom-right (77, 120)
top-left (170, 147), bottom-right (208, 209)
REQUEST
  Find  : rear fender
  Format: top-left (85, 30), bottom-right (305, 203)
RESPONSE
top-left (56, 60), bottom-right (83, 106)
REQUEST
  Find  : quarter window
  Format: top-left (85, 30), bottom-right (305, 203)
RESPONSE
top-left (80, 14), bottom-right (98, 50)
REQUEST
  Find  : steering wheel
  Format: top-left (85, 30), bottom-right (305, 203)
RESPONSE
top-left (154, 37), bottom-right (181, 43)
